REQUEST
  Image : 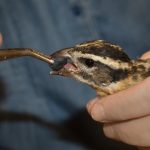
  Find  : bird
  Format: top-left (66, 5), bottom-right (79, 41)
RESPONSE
top-left (0, 41), bottom-right (149, 150)
top-left (0, 40), bottom-right (149, 97)
top-left (49, 40), bottom-right (150, 96)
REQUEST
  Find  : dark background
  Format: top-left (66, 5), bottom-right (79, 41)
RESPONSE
top-left (0, 0), bottom-right (149, 149)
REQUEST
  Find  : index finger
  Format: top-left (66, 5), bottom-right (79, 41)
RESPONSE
top-left (88, 77), bottom-right (150, 122)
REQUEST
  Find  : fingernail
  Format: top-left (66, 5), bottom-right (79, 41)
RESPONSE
top-left (90, 102), bottom-right (106, 122)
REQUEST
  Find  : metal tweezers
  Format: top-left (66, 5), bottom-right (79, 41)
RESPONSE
top-left (0, 48), bottom-right (53, 64)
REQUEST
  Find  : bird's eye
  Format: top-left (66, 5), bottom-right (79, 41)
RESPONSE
top-left (84, 59), bottom-right (94, 67)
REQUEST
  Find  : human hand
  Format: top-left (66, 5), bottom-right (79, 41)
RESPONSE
top-left (86, 51), bottom-right (150, 150)
top-left (0, 33), bottom-right (3, 46)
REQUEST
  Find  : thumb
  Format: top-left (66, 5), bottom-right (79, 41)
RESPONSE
top-left (140, 51), bottom-right (150, 60)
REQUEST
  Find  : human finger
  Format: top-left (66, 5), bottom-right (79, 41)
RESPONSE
top-left (0, 33), bottom-right (3, 46)
top-left (141, 51), bottom-right (150, 59)
top-left (87, 77), bottom-right (150, 122)
top-left (103, 115), bottom-right (150, 147)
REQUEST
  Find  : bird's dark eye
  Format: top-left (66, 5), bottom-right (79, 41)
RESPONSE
top-left (84, 59), bottom-right (94, 67)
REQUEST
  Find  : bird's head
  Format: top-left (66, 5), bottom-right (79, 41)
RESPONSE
top-left (50, 40), bottom-right (132, 93)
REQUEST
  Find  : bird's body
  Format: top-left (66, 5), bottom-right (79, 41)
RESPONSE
top-left (50, 40), bottom-right (150, 96)
top-left (0, 40), bottom-right (149, 96)
top-left (0, 41), bottom-right (149, 150)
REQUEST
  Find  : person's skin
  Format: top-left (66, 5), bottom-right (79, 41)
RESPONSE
top-left (0, 33), bottom-right (3, 46)
top-left (1, 31), bottom-right (149, 149)
top-left (87, 51), bottom-right (150, 150)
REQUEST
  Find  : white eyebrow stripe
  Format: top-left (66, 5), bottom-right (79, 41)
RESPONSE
top-left (72, 52), bottom-right (130, 69)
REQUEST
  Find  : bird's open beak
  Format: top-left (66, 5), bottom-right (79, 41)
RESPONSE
top-left (49, 48), bottom-right (79, 76)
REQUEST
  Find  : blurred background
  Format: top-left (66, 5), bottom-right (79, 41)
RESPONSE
top-left (0, 0), bottom-right (149, 149)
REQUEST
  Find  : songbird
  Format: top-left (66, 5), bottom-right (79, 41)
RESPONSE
top-left (0, 40), bottom-right (149, 96)
top-left (49, 40), bottom-right (150, 96)
top-left (0, 40), bottom-right (149, 150)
